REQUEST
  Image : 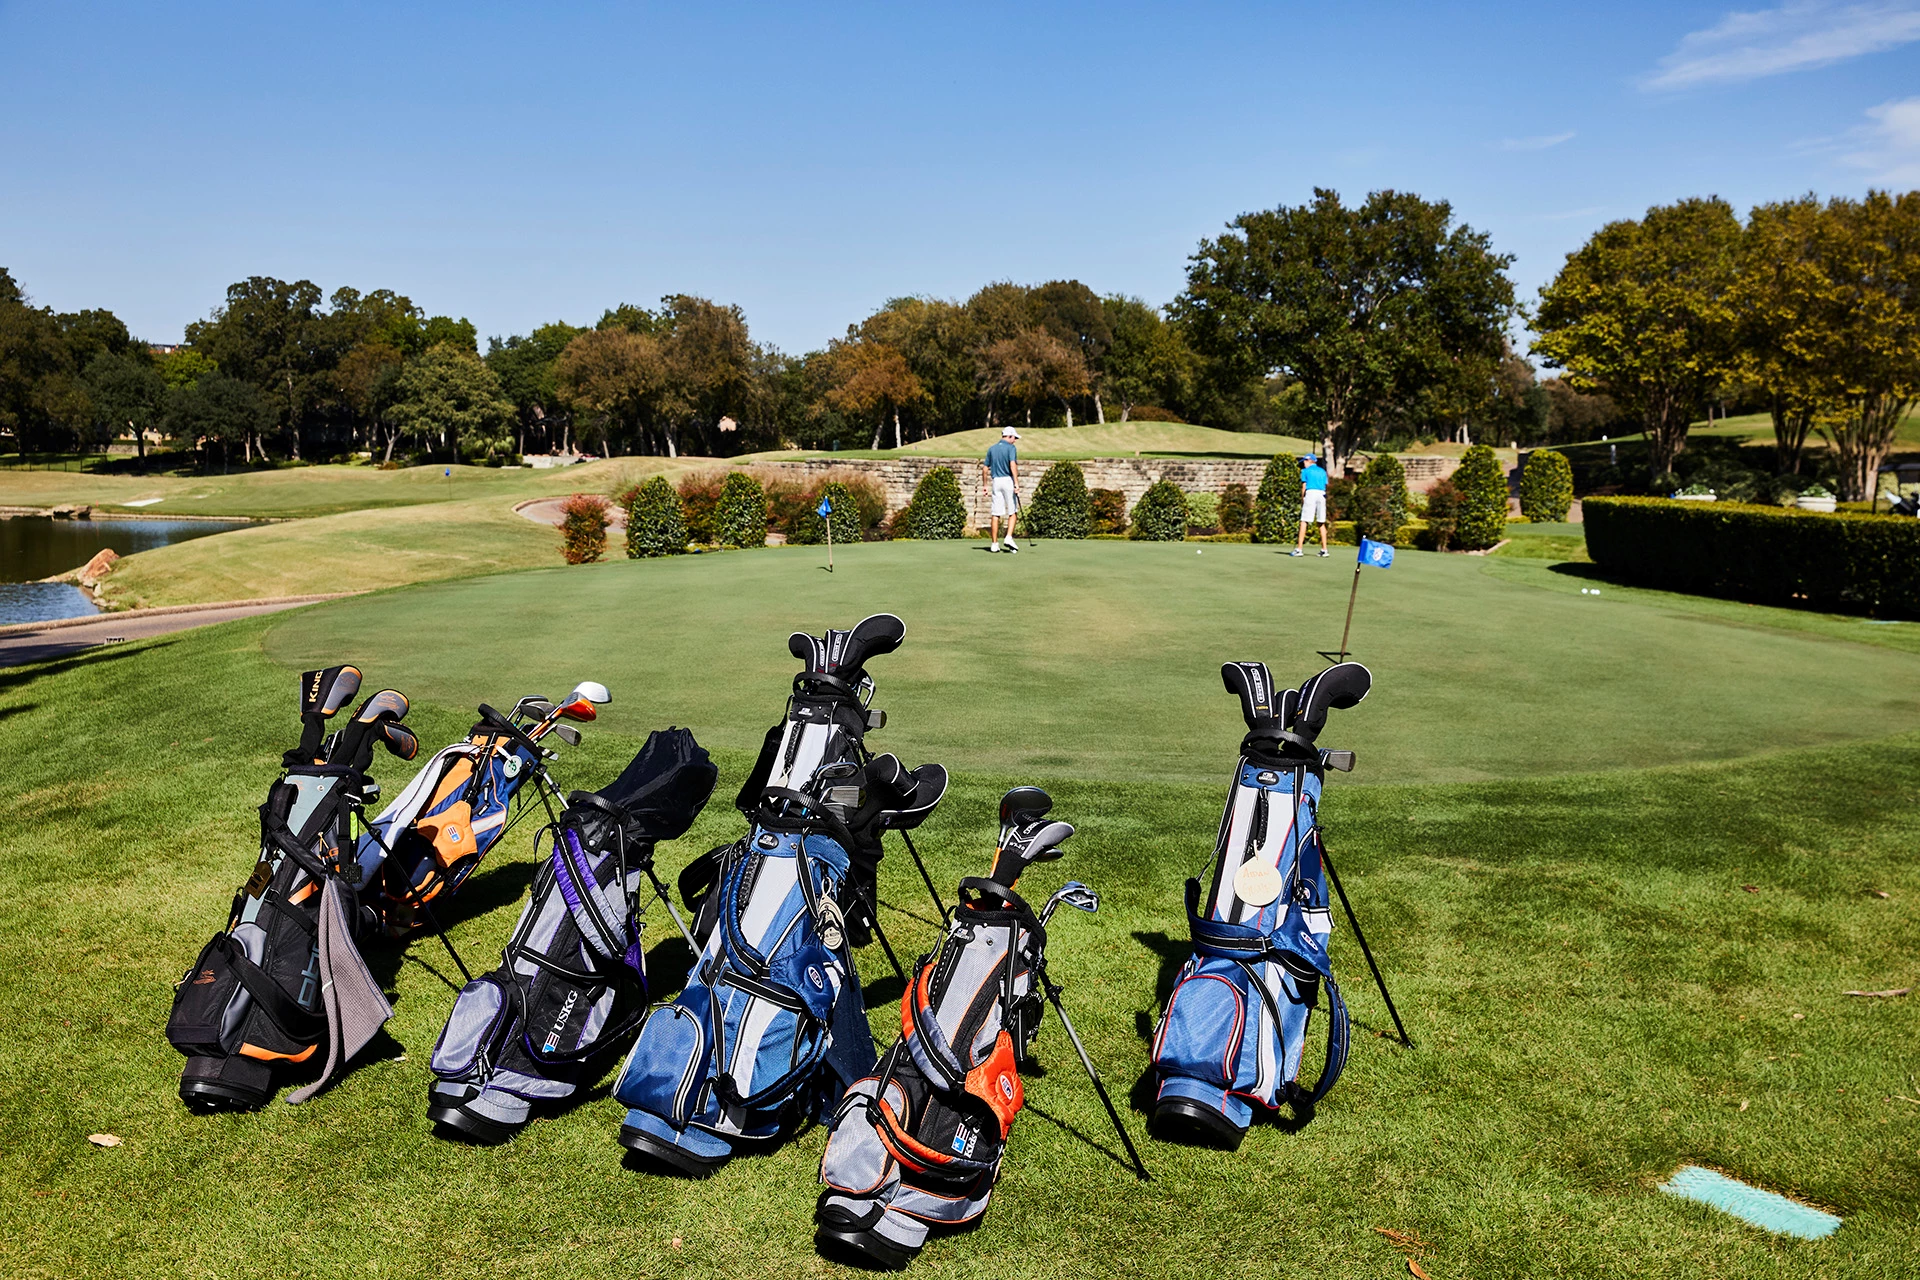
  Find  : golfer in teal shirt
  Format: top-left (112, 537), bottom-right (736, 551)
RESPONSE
top-left (1292, 453), bottom-right (1330, 557)
top-left (981, 426), bottom-right (1021, 552)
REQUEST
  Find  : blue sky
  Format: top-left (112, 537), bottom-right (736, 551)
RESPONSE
top-left (4, 1), bottom-right (1919, 355)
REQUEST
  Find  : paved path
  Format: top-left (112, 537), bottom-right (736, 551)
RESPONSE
top-left (0, 597), bottom-right (346, 668)
top-left (514, 497), bottom-right (627, 530)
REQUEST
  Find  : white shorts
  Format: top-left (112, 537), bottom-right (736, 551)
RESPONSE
top-left (1301, 489), bottom-right (1328, 522)
top-left (990, 475), bottom-right (1017, 517)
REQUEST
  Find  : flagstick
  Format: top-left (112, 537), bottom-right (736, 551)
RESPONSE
top-left (826, 514), bottom-right (834, 573)
top-left (1337, 553), bottom-right (1362, 661)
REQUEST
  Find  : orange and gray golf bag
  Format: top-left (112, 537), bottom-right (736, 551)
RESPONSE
top-left (166, 666), bottom-right (418, 1111)
top-left (815, 788), bottom-right (1147, 1269)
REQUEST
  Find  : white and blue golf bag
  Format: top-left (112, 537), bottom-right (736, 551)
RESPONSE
top-left (1151, 660), bottom-right (1370, 1148)
top-left (613, 757), bottom-right (947, 1176)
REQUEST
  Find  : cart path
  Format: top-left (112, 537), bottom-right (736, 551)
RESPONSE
top-left (513, 497), bottom-right (628, 530)
top-left (0, 597), bottom-right (347, 668)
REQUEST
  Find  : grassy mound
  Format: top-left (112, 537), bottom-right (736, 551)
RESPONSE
top-left (755, 421), bottom-right (1317, 462)
top-left (2, 543), bottom-right (1916, 1277)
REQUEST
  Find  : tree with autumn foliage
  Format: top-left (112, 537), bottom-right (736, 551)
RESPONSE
top-left (824, 339), bottom-right (928, 448)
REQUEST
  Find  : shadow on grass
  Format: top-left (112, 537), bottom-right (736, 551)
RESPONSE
top-left (0, 636), bottom-right (178, 689)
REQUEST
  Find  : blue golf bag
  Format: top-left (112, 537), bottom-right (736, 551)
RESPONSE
top-left (614, 759), bottom-right (947, 1176)
top-left (1150, 660), bottom-right (1371, 1148)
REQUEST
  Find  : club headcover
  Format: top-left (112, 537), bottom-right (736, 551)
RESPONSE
top-left (330, 689), bottom-right (411, 771)
top-left (861, 754), bottom-right (948, 831)
top-left (296, 665), bottom-right (363, 762)
top-left (989, 786), bottom-right (1074, 888)
top-left (1290, 662), bottom-right (1372, 741)
top-left (787, 613), bottom-right (906, 684)
top-left (998, 785), bottom-right (1053, 828)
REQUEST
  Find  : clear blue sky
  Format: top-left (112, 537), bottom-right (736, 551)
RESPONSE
top-left (4, 1), bottom-right (1919, 355)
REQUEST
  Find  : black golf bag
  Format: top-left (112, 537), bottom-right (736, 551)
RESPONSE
top-left (166, 666), bottom-right (418, 1111)
top-left (680, 613), bottom-right (940, 944)
top-left (1150, 660), bottom-right (1370, 1148)
top-left (613, 752), bottom-right (947, 1175)
top-left (427, 727), bottom-right (717, 1143)
top-left (816, 788), bottom-right (1142, 1269)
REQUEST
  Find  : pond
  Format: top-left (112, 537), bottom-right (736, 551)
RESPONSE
top-left (0, 516), bottom-right (254, 625)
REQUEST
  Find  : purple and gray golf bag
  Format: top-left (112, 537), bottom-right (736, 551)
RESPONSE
top-left (166, 666), bottom-right (419, 1111)
top-left (1150, 660), bottom-right (1371, 1149)
top-left (815, 787), bottom-right (1146, 1269)
top-left (426, 727), bottom-right (716, 1143)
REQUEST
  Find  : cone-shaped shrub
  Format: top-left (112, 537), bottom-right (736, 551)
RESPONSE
top-left (1520, 449), bottom-right (1574, 522)
top-left (1349, 453), bottom-right (1410, 544)
top-left (1025, 462), bottom-right (1092, 538)
top-left (714, 471), bottom-right (768, 548)
top-left (624, 475), bottom-right (686, 558)
top-left (1219, 483), bottom-right (1252, 533)
top-left (903, 467), bottom-right (966, 539)
top-left (1129, 479), bottom-right (1188, 541)
top-left (1454, 444), bottom-right (1510, 551)
top-left (1252, 456), bottom-right (1302, 543)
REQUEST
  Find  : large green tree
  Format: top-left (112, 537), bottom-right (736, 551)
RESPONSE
top-left (387, 343), bottom-right (516, 462)
top-left (1533, 197), bottom-right (1743, 478)
top-left (486, 321), bottom-right (586, 454)
top-left (1100, 296), bottom-right (1196, 421)
top-left (185, 277), bottom-right (325, 459)
top-left (1175, 188), bottom-right (1514, 467)
top-left (554, 328), bottom-right (663, 455)
top-left (1732, 197), bottom-right (1832, 475)
top-left (84, 351), bottom-right (165, 463)
top-left (1811, 191), bottom-right (1920, 501)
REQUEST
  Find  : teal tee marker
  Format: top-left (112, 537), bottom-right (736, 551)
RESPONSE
top-left (1659, 1165), bottom-right (1840, 1240)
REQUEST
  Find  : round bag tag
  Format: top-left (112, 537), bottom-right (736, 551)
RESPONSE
top-left (1233, 858), bottom-right (1284, 907)
top-left (503, 755), bottom-right (522, 778)
top-left (816, 897), bottom-right (847, 952)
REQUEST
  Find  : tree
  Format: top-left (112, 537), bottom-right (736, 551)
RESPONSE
top-left (1025, 461), bottom-right (1092, 538)
top-left (387, 343), bottom-right (516, 462)
top-left (0, 267), bottom-right (81, 452)
top-left (164, 374), bottom-right (274, 470)
top-left (185, 277), bottom-right (326, 460)
top-left (1251, 456), bottom-right (1301, 543)
top-left (977, 328), bottom-right (1089, 427)
top-left (1102, 296), bottom-right (1197, 421)
top-left (714, 471), bottom-right (769, 547)
top-left (487, 321), bottom-right (586, 454)
top-left (1176, 188), bottom-right (1514, 469)
top-left (1731, 197), bottom-right (1833, 474)
top-left (1452, 443), bottom-right (1509, 550)
top-left (555, 328), bottom-right (664, 455)
top-left (335, 340), bottom-right (407, 461)
top-left (1533, 197), bottom-right (1743, 478)
top-left (824, 339), bottom-right (928, 449)
top-left (1519, 449), bottom-right (1574, 522)
top-left (1811, 191), bottom-right (1920, 501)
top-left (84, 351), bottom-right (165, 464)
top-left (1032, 280), bottom-right (1112, 421)
top-left (656, 295), bottom-right (757, 456)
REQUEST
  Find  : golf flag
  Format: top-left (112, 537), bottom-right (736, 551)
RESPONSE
top-left (1358, 537), bottom-right (1395, 568)
top-left (815, 495), bottom-right (833, 518)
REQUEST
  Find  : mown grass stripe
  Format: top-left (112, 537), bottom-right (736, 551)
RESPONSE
top-left (1659, 1165), bottom-right (1841, 1240)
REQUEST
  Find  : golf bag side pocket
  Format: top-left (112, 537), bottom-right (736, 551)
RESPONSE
top-left (615, 988), bottom-right (711, 1127)
top-left (166, 934), bottom-right (248, 1058)
top-left (1150, 960), bottom-right (1247, 1090)
top-left (429, 975), bottom-right (509, 1081)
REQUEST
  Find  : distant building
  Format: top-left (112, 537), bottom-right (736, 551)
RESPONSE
top-left (149, 343), bottom-right (183, 355)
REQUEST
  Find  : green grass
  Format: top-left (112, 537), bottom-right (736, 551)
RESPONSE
top-left (3, 543), bottom-right (1918, 1278)
top-left (751, 420), bottom-right (1316, 462)
top-left (0, 458), bottom-right (690, 520)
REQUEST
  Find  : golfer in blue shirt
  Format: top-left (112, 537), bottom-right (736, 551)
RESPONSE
top-left (981, 426), bottom-right (1021, 552)
top-left (1292, 453), bottom-right (1330, 557)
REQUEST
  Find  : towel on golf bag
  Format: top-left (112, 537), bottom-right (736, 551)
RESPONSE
top-left (355, 708), bottom-right (543, 934)
top-left (680, 614), bottom-right (906, 941)
top-left (166, 762), bottom-right (376, 1110)
top-left (1149, 661), bottom-right (1369, 1146)
top-left (428, 728), bottom-right (716, 1144)
top-left (815, 878), bottom-right (1050, 1265)
top-left (613, 787), bottom-right (901, 1176)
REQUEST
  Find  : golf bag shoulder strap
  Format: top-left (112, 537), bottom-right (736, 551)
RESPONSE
top-left (1183, 877), bottom-right (1272, 956)
top-left (215, 933), bottom-right (325, 1041)
top-left (1231, 957), bottom-right (1349, 1107)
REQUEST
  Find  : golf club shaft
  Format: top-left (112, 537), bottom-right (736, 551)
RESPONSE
top-left (1043, 975), bottom-right (1150, 1181)
top-left (895, 827), bottom-right (947, 917)
top-left (1320, 841), bottom-right (1411, 1047)
top-left (644, 862), bottom-right (701, 955)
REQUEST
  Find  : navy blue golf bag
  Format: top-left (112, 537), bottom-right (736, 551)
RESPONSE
top-left (1150, 661), bottom-right (1370, 1148)
top-left (613, 754), bottom-right (947, 1176)
top-left (427, 727), bottom-right (716, 1143)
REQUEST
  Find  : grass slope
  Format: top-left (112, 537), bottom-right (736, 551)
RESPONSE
top-left (0, 458), bottom-right (691, 520)
top-left (264, 540), bottom-right (1920, 786)
top-left (0, 599), bottom-right (1916, 1278)
top-left (751, 420), bottom-right (1315, 462)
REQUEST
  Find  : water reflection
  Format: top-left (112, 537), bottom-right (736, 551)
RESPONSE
top-left (0, 516), bottom-right (254, 625)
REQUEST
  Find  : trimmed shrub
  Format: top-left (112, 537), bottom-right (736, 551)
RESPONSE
top-left (1349, 454), bottom-right (1410, 545)
top-left (1420, 477), bottom-right (1463, 551)
top-left (1219, 483), bottom-right (1252, 534)
top-left (1185, 491), bottom-right (1220, 532)
top-left (1089, 488), bottom-right (1128, 534)
top-left (623, 475), bottom-right (686, 558)
top-left (788, 480), bottom-right (860, 545)
top-left (714, 471), bottom-right (768, 547)
top-left (676, 470), bottom-right (727, 543)
top-left (1252, 456), bottom-right (1302, 543)
top-left (1025, 461), bottom-right (1092, 538)
top-left (1520, 449), bottom-right (1574, 523)
top-left (1585, 496), bottom-right (1920, 617)
top-left (1129, 479), bottom-right (1188, 541)
top-left (560, 493), bottom-right (611, 564)
top-left (1453, 444), bottom-right (1509, 551)
top-left (902, 467), bottom-right (966, 539)
top-left (838, 473), bottom-right (888, 535)
top-left (763, 473), bottom-right (815, 538)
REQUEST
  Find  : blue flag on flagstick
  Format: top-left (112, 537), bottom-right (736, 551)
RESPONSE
top-left (815, 496), bottom-right (833, 518)
top-left (1359, 537), bottom-right (1395, 568)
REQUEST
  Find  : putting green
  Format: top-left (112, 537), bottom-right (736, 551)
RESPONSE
top-left (264, 539), bottom-right (1920, 786)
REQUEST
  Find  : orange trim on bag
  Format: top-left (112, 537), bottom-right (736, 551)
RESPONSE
top-left (963, 1029), bottom-right (1023, 1138)
top-left (287, 881), bottom-right (317, 905)
top-left (874, 1096), bottom-right (958, 1172)
top-left (238, 1042), bottom-right (317, 1063)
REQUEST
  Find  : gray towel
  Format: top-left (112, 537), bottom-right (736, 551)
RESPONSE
top-left (287, 878), bottom-right (393, 1104)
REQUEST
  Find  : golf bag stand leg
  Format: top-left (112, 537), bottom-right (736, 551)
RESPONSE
top-left (1320, 843), bottom-right (1411, 1047)
top-left (1042, 974), bottom-right (1149, 1181)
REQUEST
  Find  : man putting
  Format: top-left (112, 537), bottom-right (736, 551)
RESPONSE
top-left (1292, 452), bottom-right (1330, 558)
top-left (982, 425), bottom-right (1021, 553)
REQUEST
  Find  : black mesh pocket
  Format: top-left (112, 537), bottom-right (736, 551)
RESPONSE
top-left (166, 934), bottom-right (245, 1057)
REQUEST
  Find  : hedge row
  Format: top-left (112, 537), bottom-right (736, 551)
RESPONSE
top-left (1583, 496), bottom-right (1920, 617)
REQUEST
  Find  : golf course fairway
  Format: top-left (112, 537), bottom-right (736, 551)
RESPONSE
top-left (2, 539), bottom-right (1915, 1278)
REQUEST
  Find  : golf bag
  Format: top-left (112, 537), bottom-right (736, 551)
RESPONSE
top-left (427, 727), bottom-right (716, 1143)
top-left (817, 788), bottom-right (1143, 1269)
top-left (614, 753), bottom-right (948, 1176)
top-left (355, 686), bottom-right (606, 935)
top-left (1150, 661), bottom-right (1371, 1148)
top-left (680, 613), bottom-right (943, 944)
top-left (166, 666), bottom-right (418, 1111)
